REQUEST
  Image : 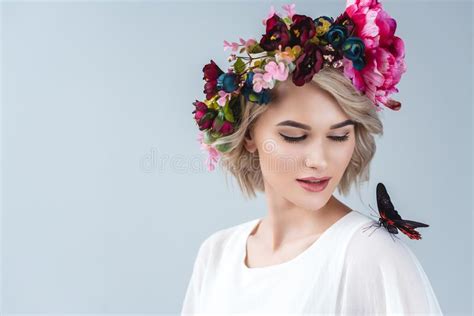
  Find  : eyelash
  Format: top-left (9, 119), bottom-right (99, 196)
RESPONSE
top-left (279, 133), bottom-right (350, 143)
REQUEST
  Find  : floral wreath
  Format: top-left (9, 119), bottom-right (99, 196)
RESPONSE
top-left (193, 0), bottom-right (407, 171)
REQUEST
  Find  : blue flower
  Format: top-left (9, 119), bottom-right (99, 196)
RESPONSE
top-left (342, 37), bottom-right (366, 71)
top-left (326, 25), bottom-right (347, 49)
top-left (217, 72), bottom-right (239, 93)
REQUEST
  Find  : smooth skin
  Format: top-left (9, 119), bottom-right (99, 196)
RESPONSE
top-left (243, 79), bottom-right (356, 268)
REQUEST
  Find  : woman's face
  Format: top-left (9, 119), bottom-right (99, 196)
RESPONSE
top-left (244, 79), bottom-right (356, 211)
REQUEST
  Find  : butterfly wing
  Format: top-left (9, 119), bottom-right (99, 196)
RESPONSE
top-left (394, 219), bottom-right (429, 228)
top-left (376, 182), bottom-right (402, 222)
top-left (392, 219), bottom-right (429, 240)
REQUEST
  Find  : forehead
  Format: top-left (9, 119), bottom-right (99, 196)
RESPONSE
top-left (265, 80), bottom-right (349, 127)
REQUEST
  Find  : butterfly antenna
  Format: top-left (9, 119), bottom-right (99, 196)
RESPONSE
top-left (363, 221), bottom-right (381, 237)
top-left (367, 225), bottom-right (380, 237)
top-left (368, 203), bottom-right (378, 218)
top-left (362, 223), bottom-right (377, 233)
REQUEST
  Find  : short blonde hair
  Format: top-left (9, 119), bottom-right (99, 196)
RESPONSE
top-left (211, 66), bottom-right (383, 199)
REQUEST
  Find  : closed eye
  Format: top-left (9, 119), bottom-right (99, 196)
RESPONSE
top-left (329, 134), bottom-right (350, 142)
top-left (279, 134), bottom-right (307, 143)
top-left (279, 133), bottom-right (350, 143)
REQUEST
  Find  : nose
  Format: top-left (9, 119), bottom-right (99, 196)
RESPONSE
top-left (304, 145), bottom-right (328, 171)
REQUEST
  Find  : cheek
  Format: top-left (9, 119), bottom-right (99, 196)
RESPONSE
top-left (328, 139), bottom-right (356, 171)
top-left (337, 140), bottom-right (354, 155)
top-left (257, 137), bottom-right (302, 178)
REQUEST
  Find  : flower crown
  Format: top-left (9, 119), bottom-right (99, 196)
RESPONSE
top-left (193, 0), bottom-right (407, 171)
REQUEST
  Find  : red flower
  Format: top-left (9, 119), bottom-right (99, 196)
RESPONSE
top-left (259, 14), bottom-right (291, 51)
top-left (202, 60), bottom-right (224, 99)
top-left (292, 42), bottom-right (324, 86)
top-left (212, 117), bottom-right (234, 136)
top-left (289, 14), bottom-right (316, 47)
top-left (192, 100), bottom-right (216, 130)
top-left (218, 121), bottom-right (234, 136)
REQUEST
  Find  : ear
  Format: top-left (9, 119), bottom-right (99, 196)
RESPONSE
top-left (243, 129), bottom-right (257, 154)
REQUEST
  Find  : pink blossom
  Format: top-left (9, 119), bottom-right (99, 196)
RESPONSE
top-left (252, 70), bottom-right (274, 93)
top-left (262, 5), bottom-right (276, 26)
top-left (217, 90), bottom-right (231, 106)
top-left (345, 0), bottom-right (383, 49)
top-left (282, 3), bottom-right (296, 19)
top-left (244, 38), bottom-right (257, 50)
top-left (252, 61), bottom-right (289, 92)
top-left (343, 0), bottom-right (406, 110)
top-left (264, 60), bottom-right (289, 81)
top-left (197, 131), bottom-right (220, 171)
top-left (223, 38), bottom-right (246, 52)
top-left (224, 38), bottom-right (258, 53)
top-left (223, 40), bottom-right (241, 52)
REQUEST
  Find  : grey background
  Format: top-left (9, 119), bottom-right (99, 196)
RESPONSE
top-left (1, 0), bottom-right (472, 315)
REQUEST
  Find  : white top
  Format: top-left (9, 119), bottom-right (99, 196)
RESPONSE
top-left (181, 210), bottom-right (443, 315)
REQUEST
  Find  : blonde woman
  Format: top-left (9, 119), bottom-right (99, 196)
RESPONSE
top-left (183, 1), bottom-right (443, 315)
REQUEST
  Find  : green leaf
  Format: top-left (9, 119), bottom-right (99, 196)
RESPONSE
top-left (249, 93), bottom-right (258, 102)
top-left (223, 101), bottom-right (235, 123)
top-left (233, 57), bottom-right (246, 74)
top-left (199, 111), bottom-right (215, 124)
top-left (210, 130), bottom-right (222, 139)
top-left (216, 143), bottom-right (231, 153)
top-left (218, 110), bottom-right (225, 121)
top-left (229, 95), bottom-right (239, 107)
top-left (203, 129), bottom-right (215, 144)
top-left (213, 111), bottom-right (225, 132)
top-left (248, 43), bottom-right (264, 54)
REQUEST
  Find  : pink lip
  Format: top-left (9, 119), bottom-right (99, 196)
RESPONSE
top-left (297, 176), bottom-right (331, 181)
top-left (296, 178), bottom-right (330, 192)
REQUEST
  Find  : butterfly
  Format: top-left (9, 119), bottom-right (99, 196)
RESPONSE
top-left (362, 182), bottom-right (429, 241)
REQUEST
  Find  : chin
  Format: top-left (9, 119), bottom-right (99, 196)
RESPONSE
top-left (298, 196), bottom-right (331, 212)
top-left (284, 187), bottom-right (332, 212)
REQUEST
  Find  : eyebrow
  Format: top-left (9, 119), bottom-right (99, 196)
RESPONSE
top-left (276, 119), bottom-right (356, 130)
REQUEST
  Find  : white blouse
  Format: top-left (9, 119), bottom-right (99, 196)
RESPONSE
top-left (181, 210), bottom-right (443, 315)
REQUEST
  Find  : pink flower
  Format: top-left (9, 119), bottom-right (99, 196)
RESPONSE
top-left (343, 0), bottom-right (406, 110)
top-left (197, 131), bottom-right (220, 171)
top-left (217, 90), bottom-right (231, 106)
top-left (282, 3), bottom-right (296, 19)
top-left (223, 37), bottom-right (257, 52)
top-left (223, 39), bottom-right (242, 52)
top-left (244, 38), bottom-right (257, 50)
top-left (252, 69), bottom-right (274, 93)
top-left (252, 61), bottom-right (289, 93)
top-left (345, 0), bottom-right (382, 49)
top-left (262, 5), bottom-right (276, 26)
top-left (264, 60), bottom-right (289, 81)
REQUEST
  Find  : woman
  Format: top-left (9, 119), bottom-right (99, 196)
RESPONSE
top-left (184, 1), bottom-right (443, 314)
